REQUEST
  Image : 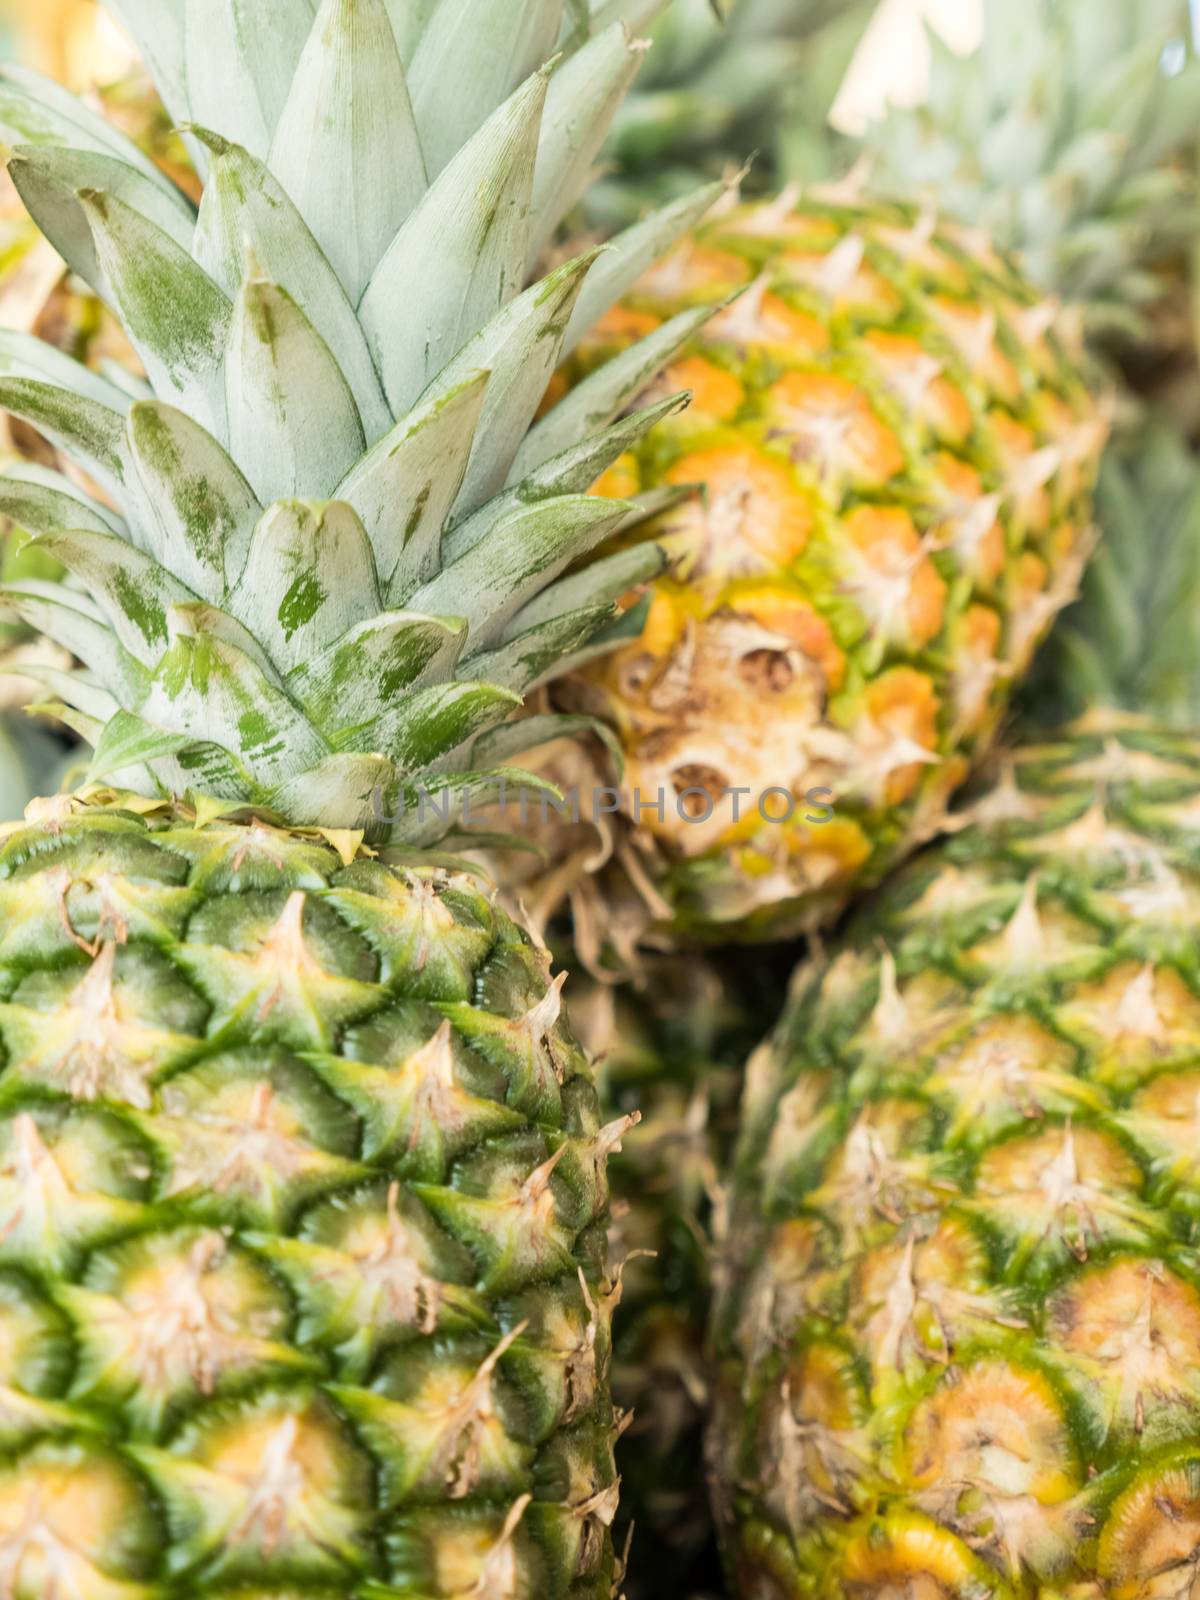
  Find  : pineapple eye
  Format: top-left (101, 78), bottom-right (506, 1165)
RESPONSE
top-left (738, 648), bottom-right (796, 693)
top-left (671, 765), bottom-right (728, 818)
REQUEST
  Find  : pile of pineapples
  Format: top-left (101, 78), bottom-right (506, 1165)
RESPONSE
top-left (0, 2), bottom-right (1198, 1599)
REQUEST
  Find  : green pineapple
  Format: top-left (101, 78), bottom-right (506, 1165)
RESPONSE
top-left (709, 415), bottom-right (1200, 1597)
top-left (0, 1), bottom-right (738, 1594)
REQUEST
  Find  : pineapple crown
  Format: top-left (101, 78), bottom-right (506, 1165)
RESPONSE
top-left (1029, 412), bottom-right (1200, 729)
top-left (862, 0), bottom-right (1200, 336)
top-left (0, 0), bottom-right (730, 844)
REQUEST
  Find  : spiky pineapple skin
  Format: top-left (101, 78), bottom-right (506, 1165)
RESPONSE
top-left (557, 193), bottom-right (1106, 945)
top-left (0, 793), bottom-right (627, 1600)
top-left (711, 717), bottom-right (1200, 1597)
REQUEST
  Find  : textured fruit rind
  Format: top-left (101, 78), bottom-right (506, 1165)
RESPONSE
top-left (559, 194), bottom-right (1107, 943)
top-left (712, 719), bottom-right (1200, 1596)
top-left (0, 792), bottom-right (625, 1600)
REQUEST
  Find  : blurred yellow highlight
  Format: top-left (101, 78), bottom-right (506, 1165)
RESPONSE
top-left (0, 0), bottom-right (136, 88)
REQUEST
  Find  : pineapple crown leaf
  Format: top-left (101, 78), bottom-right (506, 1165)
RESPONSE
top-left (864, 0), bottom-right (1200, 319)
top-left (1031, 413), bottom-right (1200, 728)
top-left (0, 0), bottom-right (722, 840)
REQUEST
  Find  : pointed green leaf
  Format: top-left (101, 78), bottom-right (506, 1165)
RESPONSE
top-left (529, 21), bottom-right (644, 263)
top-left (269, 754), bottom-right (397, 829)
top-left (502, 540), bottom-right (665, 640)
top-left (0, 329), bottom-right (134, 416)
top-left (409, 0), bottom-right (562, 179)
top-left (225, 273), bottom-right (366, 505)
top-left (336, 373), bottom-right (489, 602)
top-left (191, 130), bottom-right (391, 444)
top-left (0, 61), bottom-right (189, 202)
top-left (338, 680), bottom-right (521, 768)
top-left (1, 584), bottom-right (146, 697)
top-left (229, 501), bottom-right (381, 675)
top-left (32, 530), bottom-right (197, 665)
top-left (360, 69), bottom-right (547, 416)
top-left (445, 391), bottom-right (687, 563)
top-left (553, 589), bottom-right (652, 678)
top-left (184, 0), bottom-right (315, 160)
top-left (269, 0), bottom-right (427, 303)
top-left (0, 469), bottom-right (122, 539)
top-left (410, 493), bottom-right (631, 646)
top-left (563, 180), bottom-right (723, 355)
top-left (0, 379), bottom-right (127, 499)
top-left (473, 709), bottom-right (621, 769)
top-left (101, 1), bottom-right (188, 128)
top-left (511, 304), bottom-right (713, 483)
top-left (427, 249), bottom-right (600, 518)
top-left (80, 189), bottom-right (231, 439)
top-left (86, 709), bottom-right (195, 785)
top-left (139, 605), bottom-right (326, 787)
top-left (8, 145), bottom-right (195, 301)
top-left (127, 401), bottom-right (263, 598)
top-left (288, 612), bottom-right (466, 735)
top-left (463, 604), bottom-right (615, 692)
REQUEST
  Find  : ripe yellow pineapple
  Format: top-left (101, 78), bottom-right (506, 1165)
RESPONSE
top-left (552, 187), bottom-right (1107, 944)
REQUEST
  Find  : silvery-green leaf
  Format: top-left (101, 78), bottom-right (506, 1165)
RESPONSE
top-left (0, 62), bottom-right (189, 201)
top-left (387, 0), bottom-right (439, 62)
top-left (503, 541), bottom-right (664, 640)
top-left (80, 190), bottom-right (231, 440)
top-left (553, 589), bottom-right (651, 679)
top-left (464, 604), bottom-right (615, 692)
top-left (270, 753), bottom-right (397, 830)
top-left (99, 361), bottom-right (155, 404)
top-left (389, 769), bottom-right (557, 846)
top-left (127, 401), bottom-right (262, 596)
top-left (409, 0), bottom-right (563, 179)
top-left (1, 584), bottom-right (146, 696)
top-left (288, 612), bottom-right (467, 735)
top-left (0, 329), bottom-right (134, 416)
top-left (474, 710), bottom-right (621, 770)
top-left (225, 273), bottom-right (365, 505)
top-left (31, 530), bottom-right (197, 665)
top-left (445, 391), bottom-right (687, 563)
top-left (0, 471), bottom-right (120, 540)
top-left (336, 373), bottom-right (488, 601)
top-left (528, 21), bottom-right (643, 264)
top-left (410, 493), bottom-right (631, 646)
top-left (87, 710), bottom-right (196, 785)
top-left (184, 0), bottom-right (315, 160)
top-left (8, 145), bottom-right (195, 300)
top-left (140, 604), bottom-right (326, 786)
top-left (563, 180), bottom-right (723, 356)
top-left (359, 69), bottom-right (547, 416)
top-left (510, 303), bottom-right (714, 483)
top-left (191, 130), bottom-right (391, 444)
top-left (2, 461), bottom-right (126, 535)
top-left (0, 379), bottom-right (128, 499)
top-left (427, 250), bottom-right (599, 518)
top-left (229, 501), bottom-right (380, 675)
top-left (19, 664), bottom-right (120, 726)
top-left (101, 0), bottom-right (188, 126)
top-left (161, 601), bottom-right (280, 683)
top-left (338, 680), bottom-right (521, 768)
top-left (270, 0), bottom-right (426, 304)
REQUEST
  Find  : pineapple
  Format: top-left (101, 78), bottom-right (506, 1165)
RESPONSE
top-left (709, 417), bottom-right (1200, 1597)
top-left (0, 1), bottom-right (735, 1595)
top-left (551, 191), bottom-right (1106, 946)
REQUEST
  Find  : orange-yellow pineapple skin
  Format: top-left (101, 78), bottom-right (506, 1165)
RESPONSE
top-left (556, 191), bottom-right (1107, 943)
